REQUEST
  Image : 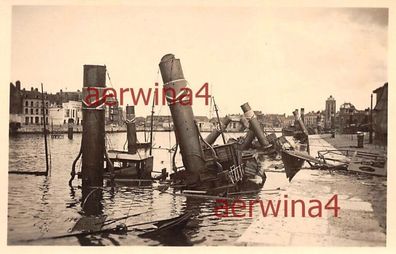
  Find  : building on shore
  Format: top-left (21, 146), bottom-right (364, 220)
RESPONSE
top-left (145, 115), bottom-right (173, 131)
top-left (195, 116), bottom-right (212, 131)
top-left (224, 114), bottom-right (244, 132)
top-left (22, 86), bottom-right (50, 125)
top-left (325, 95), bottom-right (336, 130)
top-left (337, 102), bottom-right (370, 134)
top-left (9, 81), bottom-right (87, 130)
top-left (9, 81), bottom-right (24, 130)
top-left (48, 106), bottom-right (64, 125)
top-left (10, 82), bottom-right (50, 127)
top-left (105, 98), bottom-right (124, 125)
top-left (303, 111), bottom-right (321, 128)
top-left (372, 82), bottom-right (388, 145)
top-left (256, 113), bottom-right (286, 128)
top-left (49, 89), bottom-right (83, 105)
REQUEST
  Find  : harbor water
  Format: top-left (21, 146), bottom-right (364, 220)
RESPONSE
top-left (8, 131), bottom-right (290, 246)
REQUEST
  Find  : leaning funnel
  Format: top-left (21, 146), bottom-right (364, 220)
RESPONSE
top-left (159, 54), bottom-right (205, 184)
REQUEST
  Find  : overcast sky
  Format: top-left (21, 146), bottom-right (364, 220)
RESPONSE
top-left (11, 5), bottom-right (388, 117)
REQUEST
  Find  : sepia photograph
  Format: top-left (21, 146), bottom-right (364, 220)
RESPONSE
top-left (3, 0), bottom-right (392, 248)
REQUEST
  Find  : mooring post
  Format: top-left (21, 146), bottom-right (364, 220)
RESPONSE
top-left (41, 83), bottom-right (50, 176)
top-left (126, 105), bottom-right (137, 154)
top-left (369, 93), bottom-right (373, 144)
top-left (81, 65), bottom-right (106, 187)
top-left (241, 102), bottom-right (270, 148)
top-left (68, 119), bottom-right (74, 140)
top-left (205, 116), bottom-right (231, 145)
top-left (159, 54), bottom-right (205, 184)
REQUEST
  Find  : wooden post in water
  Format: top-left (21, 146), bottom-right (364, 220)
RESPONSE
top-left (369, 93), bottom-right (373, 144)
top-left (68, 119), bottom-right (74, 139)
top-left (126, 105), bottom-right (137, 154)
top-left (41, 83), bottom-right (49, 176)
top-left (81, 65), bottom-right (106, 187)
top-left (149, 99), bottom-right (155, 156)
top-left (241, 102), bottom-right (270, 148)
top-left (159, 54), bottom-right (205, 184)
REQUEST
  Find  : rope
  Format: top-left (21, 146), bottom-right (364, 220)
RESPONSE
top-left (172, 143), bottom-right (178, 172)
top-left (81, 187), bottom-right (102, 210)
top-left (69, 142), bottom-right (82, 187)
top-left (196, 120), bottom-right (218, 160)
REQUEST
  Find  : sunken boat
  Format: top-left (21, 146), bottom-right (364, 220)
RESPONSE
top-left (158, 54), bottom-right (272, 194)
top-left (104, 105), bottom-right (153, 180)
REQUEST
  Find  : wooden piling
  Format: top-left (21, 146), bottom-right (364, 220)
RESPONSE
top-left (240, 102), bottom-right (270, 148)
top-left (369, 93), bottom-right (373, 144)
top-left (126, 105), bottom-right (137, 154)
top-left (67, 119), bottom-right (74, 140)
top-left (41, 83), bottom-right (50, 176)
top-left (159, 54), bottom-right (205, 184)
top-left (81, 65), bottom-right (106, 187)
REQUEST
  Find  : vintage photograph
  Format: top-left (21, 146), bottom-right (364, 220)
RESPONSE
top-left (7, 3), bottom-right (388, 246)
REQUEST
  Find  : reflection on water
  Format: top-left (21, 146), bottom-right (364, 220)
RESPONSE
top-left (8, 132), bottom-right (290, 245)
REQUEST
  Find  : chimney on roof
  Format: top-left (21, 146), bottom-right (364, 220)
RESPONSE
top-left (15, 80), bottom-right (21, 90)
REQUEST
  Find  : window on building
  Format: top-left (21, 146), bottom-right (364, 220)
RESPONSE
top-left (46, 109), bottom-right (48, 115)
top-left (30, 109), bottom-right (33, 114)
top-left (25, 108), bottom-right (28, 114)
top-left (25, 101), bottom-right (28, 107)
top-left (36, 108), bottom-right (39, 115)
top-left (25, 117), bottom-right (29, 125)
top-left (31, 101), bottom-right (33, 107)
top-left (30, 117), bottom-right (33, 123)
top-left (35, 117), bottom-right (39, 124)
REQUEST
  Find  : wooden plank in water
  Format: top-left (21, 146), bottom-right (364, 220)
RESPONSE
top-left (71, 215), bottom-right (106, 232)
top-left (8, 171), bottom-right (47, 176)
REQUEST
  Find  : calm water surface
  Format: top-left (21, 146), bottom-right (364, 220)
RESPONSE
top-left (8, 131), bottom-right (290, 245)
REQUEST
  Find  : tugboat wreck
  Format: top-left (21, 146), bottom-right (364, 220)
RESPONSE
top-left (159, 54), bottom-right (305, 194)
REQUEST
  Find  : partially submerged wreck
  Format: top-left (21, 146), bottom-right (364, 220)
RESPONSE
top-left (70, 59), bottom-right (308, 193)
top-left (104, 105), bottom-right (153, 180)
top-left (158, 54), bottom-right (306, 193)
top-left (158, 54), bottom-right (267, 193)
